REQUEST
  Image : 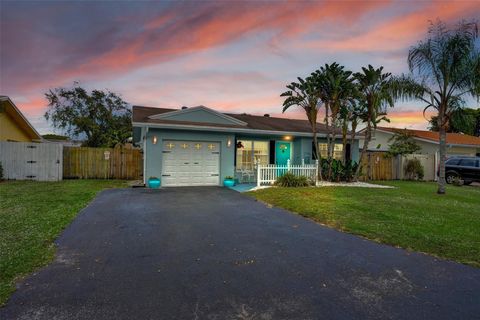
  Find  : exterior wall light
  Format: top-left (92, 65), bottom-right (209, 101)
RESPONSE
top-left (227, 139), bottom-right (232, 147)
top-left (152, 135), bottom-right (158, 145)
top-left (284, 136), bottom-right (292, 141)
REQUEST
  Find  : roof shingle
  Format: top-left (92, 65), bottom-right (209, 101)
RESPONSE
top-left (132, 105), bottom-right (343, 134)
top-left (377, 126), bottom-right (480, 146)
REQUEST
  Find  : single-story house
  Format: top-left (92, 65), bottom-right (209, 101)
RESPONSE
top-left (0, 96), bottom-right (42, 142)
top-left (133, 105), bottom-right (360, 186)
top-left (358, 126), bottom-right (480, 157)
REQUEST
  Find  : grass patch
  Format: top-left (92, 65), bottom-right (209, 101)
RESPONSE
top-left (248, 181), bottom-right (480, 268)
top-left (0, 179), bottom-right (127, 305)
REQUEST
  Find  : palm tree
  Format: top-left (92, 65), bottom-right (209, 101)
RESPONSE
top-left (281, 76), bottom-right (323, 170)
top-left (339, 99), bottom-right (363, 164)
top-left (312, 63), bottom-right (355, 179)
top-left (353, 65), bottom-right (395, 180)
top-left (402, 20), bottom-right (480, 194)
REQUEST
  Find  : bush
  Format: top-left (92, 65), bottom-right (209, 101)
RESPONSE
top-left (404, 158), bottom-right (424, 180)
top-left (0, 161), bottom-right (3, 180)
top-left (275, 173), bottom-right (312, 187)
top-left (320, 158), bottom-right (359, 182)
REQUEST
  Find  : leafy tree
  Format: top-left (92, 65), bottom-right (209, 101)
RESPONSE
top-left (428, 108), bottom-right (480, 136)
top-left (398, 20), bottom-right (480, 194)
top-left (45, 84), bottom-right (132, 147)
top-left (386, 129), bottom-right (421, 157)
top-left (281, 76), bottom-right (323, 178)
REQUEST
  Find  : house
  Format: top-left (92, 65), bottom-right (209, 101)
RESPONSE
top-left (359, 126), bottom-right (480, 157)
top-left (0, 96), bottom-right (42, 142)
top-left (132, 105), bottom-right (360, 186)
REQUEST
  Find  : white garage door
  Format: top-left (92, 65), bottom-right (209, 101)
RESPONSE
top-left (161, 140), bottom-right (220, 186)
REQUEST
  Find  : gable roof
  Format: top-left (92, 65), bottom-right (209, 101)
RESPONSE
top-left (375, 126), bottom-right (480, 146)
top-left (149, 105), bottom-right (248, 126)
top-left (0, 96), bottom-right (42, 141)
top-left (133, 105), bottom-right (342, 136)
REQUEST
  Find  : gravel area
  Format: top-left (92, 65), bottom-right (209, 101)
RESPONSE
top-left (316, 181), bottom-right (395, 188)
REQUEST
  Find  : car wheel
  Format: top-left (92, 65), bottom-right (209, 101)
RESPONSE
top-left (446, 172), bottom-right (459, 184)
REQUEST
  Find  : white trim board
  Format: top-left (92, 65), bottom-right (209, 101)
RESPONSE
top-left (148, 105), bottom-right (248, 126)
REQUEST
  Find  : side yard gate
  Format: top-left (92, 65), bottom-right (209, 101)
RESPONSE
top-left (63, 146), bottom-right (142, 180)
top-left (0, 141), bottom-right (63, 181)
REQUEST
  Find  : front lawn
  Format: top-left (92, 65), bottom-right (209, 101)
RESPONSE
top-left (248, 181), bottom-right (480, 268)
top-left (0, 180), bottom-right (127, 305)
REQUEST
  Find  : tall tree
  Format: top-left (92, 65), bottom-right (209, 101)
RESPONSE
top-left (45, 84), bottom-right (132, 147)
top-left (401, 20), bottom-right (480, 194)
top-left (312, 63), bottom-right (355, 178)
top-left (428, 108), bottom-right (480, 136)
top-left (281, 76), bottom-right (323, 176)
top-left (353, 65), bottom-right (395, 180)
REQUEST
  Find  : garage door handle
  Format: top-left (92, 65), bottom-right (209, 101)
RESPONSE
top-left (162, 174), bottom-right (171, 177)
top-left (211, 174), bottom-right (219, 176)
top-left (193, 162), bottom-right (199, 164)
top-left (184, 162), bottom-right (189, 164)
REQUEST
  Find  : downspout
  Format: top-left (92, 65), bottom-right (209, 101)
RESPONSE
top-left (143, 126), bottom-right (149, 185)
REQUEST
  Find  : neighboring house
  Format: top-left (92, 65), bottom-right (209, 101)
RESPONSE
top-left (358, 126), bottom-right (480, 157)
top-left (0, 96), bottom-right (42, 142)
top-left (133, 105), bottom-right (360, 186)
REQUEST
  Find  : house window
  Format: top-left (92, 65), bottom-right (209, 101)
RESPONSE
top-left (318, 143), bottom-right (343, 160)
top-left (236, 140), bottom-right (269, 170)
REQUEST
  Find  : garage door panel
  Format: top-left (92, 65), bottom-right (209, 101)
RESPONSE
top-left (161, 140), bottom-right (220, 187)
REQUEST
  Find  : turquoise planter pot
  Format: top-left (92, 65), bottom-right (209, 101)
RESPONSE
top-left (148, 178), bottom-right (161, 188)
top-left (223, 179), bottom-right (235, 187)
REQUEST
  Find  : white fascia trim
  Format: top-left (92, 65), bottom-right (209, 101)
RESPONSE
top-left (147, 106), bottom-right (248, 126)
top-left (133, 121), bottom-right (353, 138)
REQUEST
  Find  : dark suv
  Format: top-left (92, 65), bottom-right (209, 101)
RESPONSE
top-left (444, 156), bottom-right (480, 185)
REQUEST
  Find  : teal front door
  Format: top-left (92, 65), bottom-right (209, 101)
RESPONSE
top-left (275, 141), bottom-right (291, 165)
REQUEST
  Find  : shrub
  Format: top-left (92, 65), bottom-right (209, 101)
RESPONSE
top-left (404, 158), bottom-right (424, 180)
top-left (452, 176), bottom-right (464, 186)
top-left (0, 161), bottom-right (3, 180)
top-left (275, 173), bottom-right (312, 187)
top-left (320, 158), bottom-right (359, 182)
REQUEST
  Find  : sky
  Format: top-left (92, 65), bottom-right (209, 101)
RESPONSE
top-left (1, 0), bottom-right (480, 134)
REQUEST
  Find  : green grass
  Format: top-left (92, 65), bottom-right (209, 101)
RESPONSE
top-left (0, 180), bottom-right (127, 305)
top-left (248, 181), bottom-right (480, 268)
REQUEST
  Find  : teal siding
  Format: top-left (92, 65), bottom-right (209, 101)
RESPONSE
top-left (145, 129), bottom-right (235, 185)
top-left (142, 128), bottom-right (361, 185)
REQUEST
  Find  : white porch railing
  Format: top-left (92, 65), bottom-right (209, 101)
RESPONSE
top-left (256, 159), bottom-right (319, 186)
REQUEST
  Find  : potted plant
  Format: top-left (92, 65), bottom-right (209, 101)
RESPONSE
top-left (223, 176), bottom-right (235, 187)
top-left (147, 176), bottom-right (161, 188)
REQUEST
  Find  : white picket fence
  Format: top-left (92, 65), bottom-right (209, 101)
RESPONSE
top-left (257, 159), bottom-right (319, 186)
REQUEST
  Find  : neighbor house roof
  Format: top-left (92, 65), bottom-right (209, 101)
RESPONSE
top-left (132, 105), bottom-right (345, 136)
top-left (375, 126), bottom-right (480, 147)
top-left (0, 96), bottom-right (42, 141)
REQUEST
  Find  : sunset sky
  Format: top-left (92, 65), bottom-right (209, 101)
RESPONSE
top-left (1, 1), bottom-right (480, 134)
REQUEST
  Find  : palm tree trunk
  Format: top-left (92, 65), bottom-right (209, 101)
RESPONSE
top-left (354, 117), bottom-right (371, 181)
top-left (437, 118), bottom-right (447, 194)
top-left (312, 124), bottom-right (322, 182)
top-left (342, 118), bottom-right (348, 165)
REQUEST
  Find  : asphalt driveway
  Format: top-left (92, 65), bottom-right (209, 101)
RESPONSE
top-left (1, 187), bottom-right (479, 320)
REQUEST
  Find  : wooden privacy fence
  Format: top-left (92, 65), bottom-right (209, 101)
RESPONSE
top-left (257, 159), bottom-right (318, 186)
top-left (360, 152), bottom-right (437, 181)
top-left (63, 146), bottom-right (142, 179)
top-left (360, 152), bottom-right (394, 181)
top-left (0, 141), bottom-right (63, 181)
